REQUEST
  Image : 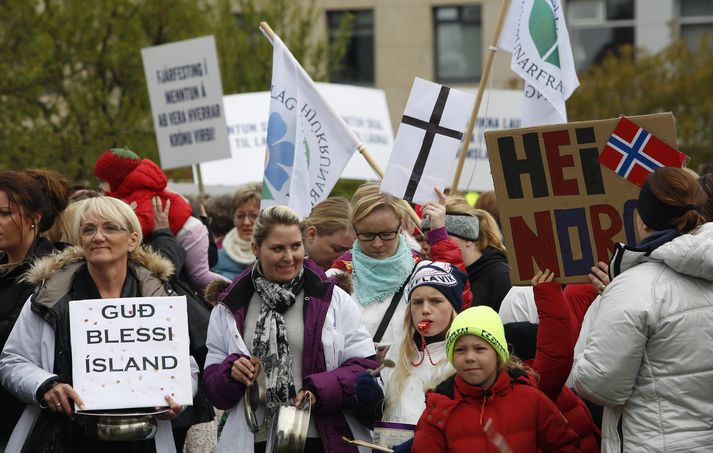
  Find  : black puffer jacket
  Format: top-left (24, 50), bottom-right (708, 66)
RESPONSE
top-left (466, 245), bottom-right (512, 312)
top-left (0, 237), bottom-right (61, 442)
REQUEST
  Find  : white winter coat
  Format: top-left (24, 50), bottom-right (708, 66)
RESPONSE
top-left (571, 223), bottom-right (713, 452)
top-left (204, 285), bottom-right (375, 453)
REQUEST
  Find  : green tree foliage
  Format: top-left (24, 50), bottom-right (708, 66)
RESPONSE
top-left (0, 0), bottom-right (350, 184)
top-left (568, 37), bottom-right (713, 169)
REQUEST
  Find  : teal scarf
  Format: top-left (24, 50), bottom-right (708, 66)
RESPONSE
top-left (352, 234), bottom-right (415, 306)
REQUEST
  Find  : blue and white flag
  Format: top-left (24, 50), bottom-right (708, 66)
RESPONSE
top-left (261, 36), bottom-right (360, 217)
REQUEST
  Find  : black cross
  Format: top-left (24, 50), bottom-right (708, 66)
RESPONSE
top-left (401, 86), bottom-right (464, 202)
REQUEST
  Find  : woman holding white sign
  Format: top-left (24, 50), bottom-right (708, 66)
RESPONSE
top-left (0, 196), bottom-right (198, 453)
top-left (203, 205), bottom-right (377, 453)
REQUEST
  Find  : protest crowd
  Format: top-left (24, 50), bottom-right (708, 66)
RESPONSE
top-left (2, 2), bottom-right (713, 453)
top-left (0, 144), bottom-right (712, 453)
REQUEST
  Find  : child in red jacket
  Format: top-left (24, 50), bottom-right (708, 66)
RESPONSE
top-left (94, 147), bottom-right (228, 292)
top-left (412, 306), bottom-right (580, 453)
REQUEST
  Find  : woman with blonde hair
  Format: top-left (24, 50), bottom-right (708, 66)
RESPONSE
top-left (301, 197), bottom-right (355, 270)
top-left (0, 196), bottom-right (197, 452)
top-left (213, 182), bottom-right (261, 280)
top-left (330, 184), bottom-right (472, 351)
top-left (202, 205), bottom-right (376, 453)
top-left (353, 261), bottom-right (467, 447)
top-left (424, 196), bottom-right (511, 311)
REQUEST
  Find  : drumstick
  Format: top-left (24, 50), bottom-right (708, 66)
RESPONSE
top-left (341, 436), bottom-right (394, 452)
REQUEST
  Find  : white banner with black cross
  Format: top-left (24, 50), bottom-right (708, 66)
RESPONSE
top-left (381, 77), bottom-right (474, 204)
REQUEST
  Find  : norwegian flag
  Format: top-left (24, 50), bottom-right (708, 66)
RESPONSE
top-left (599, 117), bottom-right (686, 187)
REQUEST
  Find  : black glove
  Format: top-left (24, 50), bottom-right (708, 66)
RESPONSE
top-left (392, 437), bottom-right (414, 453)
top-left (355, 372), bottom-right (383, 405)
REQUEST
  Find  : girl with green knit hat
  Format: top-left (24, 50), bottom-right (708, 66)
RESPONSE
top-left (411, 306), bottom-right (581, 453)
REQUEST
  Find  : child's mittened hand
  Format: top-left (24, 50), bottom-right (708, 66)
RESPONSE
top-left (531, 269), bottom-right (554, 286)
top-left (355, 372), bottom-right (384, 405)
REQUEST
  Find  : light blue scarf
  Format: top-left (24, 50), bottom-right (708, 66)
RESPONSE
top-left (352, 234), bottom-right (415, 306)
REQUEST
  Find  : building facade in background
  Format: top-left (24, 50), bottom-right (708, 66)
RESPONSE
top-left (314, 0), bottom-right (713, 127)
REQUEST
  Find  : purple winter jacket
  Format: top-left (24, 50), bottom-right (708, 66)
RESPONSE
top-left (202, 260), bottom-right (378, 453)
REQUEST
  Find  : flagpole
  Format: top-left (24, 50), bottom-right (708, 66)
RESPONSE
top-left (259, 21), bottom-right (276, 43)
top-left (259, 21), bottom-right (423, 230)
top-left (450, 0), bottom-right (511, 194)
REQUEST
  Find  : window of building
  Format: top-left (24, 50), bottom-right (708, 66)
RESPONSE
top-left (433, 5), bottom-right (483, 83)
top-left (566, 0), bottom-right (635, 69)
top-left (327, 10), bottom-right (374, 85)
top-left (679, 0), bottom-right (713, 50)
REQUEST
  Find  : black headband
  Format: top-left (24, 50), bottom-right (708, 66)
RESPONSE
top-left (638, 179), bottom-right (697, 231)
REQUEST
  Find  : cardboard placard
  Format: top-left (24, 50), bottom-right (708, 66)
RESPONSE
top-left (141, 36), bottom-right (231, 169)
top-left (69, 296), bottom-right (191, 410)
top-left (484, 113), bottom-right (676, 285)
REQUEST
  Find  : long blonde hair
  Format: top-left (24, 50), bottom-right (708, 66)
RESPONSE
top-left (384, 303), bottom-right (456, 414)
top-left (445, 196), bottom-right (506, 253)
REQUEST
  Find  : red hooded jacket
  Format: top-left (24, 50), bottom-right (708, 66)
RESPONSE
top-left (108, 159), bottom-right (192, 237)
top-left (412, 371), bottom-right (580, 453)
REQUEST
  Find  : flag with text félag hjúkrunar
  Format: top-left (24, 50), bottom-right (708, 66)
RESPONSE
top-left (380, 78), bottom-right (474, 204)
top-left (599, 117), bottom-right (687, 188)
top-left (261, 35), bottom-right (360, 218)
top-left (497, 0), bottom-right (579, 127)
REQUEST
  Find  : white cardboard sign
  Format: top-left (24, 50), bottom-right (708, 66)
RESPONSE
top-left (381, 77), bottom-right (474, 204)
top-left (69, 296), bottom-right (191, 410)
top-left (141, 36), bottom-right (231, 170)
top-left (197, 83), bottom-right (394, 186)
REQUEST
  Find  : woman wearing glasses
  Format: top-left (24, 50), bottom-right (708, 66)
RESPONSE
top-left (0, 196), bottom-right (198, 452)
top-left (0, 169), bottom-right (69, 449)
top-left (329, 183), bottom-right (471, 352)
top-left (213, 182), bottom-right (261, 280)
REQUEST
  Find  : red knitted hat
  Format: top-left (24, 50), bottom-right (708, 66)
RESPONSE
top-left (93, 147), bottom-right (141, 192)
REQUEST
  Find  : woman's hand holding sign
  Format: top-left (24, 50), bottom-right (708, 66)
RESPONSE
top-left (157, 395), bottom-right (183, 420)
top-left (44, 382), bottom-right (84, 418)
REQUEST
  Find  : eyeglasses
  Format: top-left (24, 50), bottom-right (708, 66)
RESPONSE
top-left (354, 227), bottom-right (400, 242)
top-left (80, 223), bottom-right (128, 237)
top-left (234, 213), bottom-right (259, 223)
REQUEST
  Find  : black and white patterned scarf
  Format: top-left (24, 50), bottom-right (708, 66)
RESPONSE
top-left (250, 264), bottom-right (305, 411)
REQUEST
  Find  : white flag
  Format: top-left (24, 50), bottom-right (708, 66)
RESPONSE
top-left (497, 0), bottom-right (579, 126)
top-left (381, 78), bottom-right (474, 204)
top-left (262, 36), bottom-right (360, 217)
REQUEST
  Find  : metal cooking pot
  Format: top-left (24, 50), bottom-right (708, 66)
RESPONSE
top-left (243, 358), bottom-right (311, 453)
top-left (75, 408), bottom-right (169, 441)
top-left (244, 361), bottom-right (267, 433)
top-left (266, 398), bottom-right (311, 453)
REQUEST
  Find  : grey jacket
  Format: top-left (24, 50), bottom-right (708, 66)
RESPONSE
top-left (0, 246), bottom-right (198, 453)
top-left (571, 223), bottom-right (713, 452)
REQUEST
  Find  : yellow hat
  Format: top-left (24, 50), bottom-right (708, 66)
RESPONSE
top-left (446, 306), bottom-right (509, 369)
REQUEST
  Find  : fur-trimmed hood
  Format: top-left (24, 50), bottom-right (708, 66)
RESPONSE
top-left (22, 245), bottom-right (175, 306)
